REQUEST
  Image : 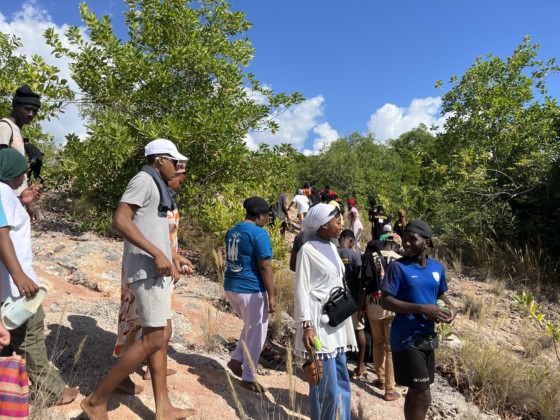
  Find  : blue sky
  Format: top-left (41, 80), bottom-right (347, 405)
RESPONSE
top-left (1, 1), bottom-right (559, 152)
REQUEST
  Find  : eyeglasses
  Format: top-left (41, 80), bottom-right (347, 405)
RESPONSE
top-left (160, 156), bottom-right (180, 167)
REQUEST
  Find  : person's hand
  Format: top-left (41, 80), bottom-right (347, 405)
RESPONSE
top-left (171, 264), bottom-right (180, 283)
top-left (0, 322), bottom-right (10, 350)
top-left (27, 204), bottom-right (40, 224)
top-left (13, 273), bottom-right (39, 298)
top-left (154, 252), bottom-right (173, 277)
top-left (358, 308), bottom-right (367, 324)
top-left (19, 185), bottom-right (43, 206)
top-left (173, 254), bottom-right (195, 275)
top-left (422, 304), bottom-right (451, 323)
top-left (268, 295), bottom-right (276, 313)
top-left (302, 327), bottom-right (316, 352)
top-left (441, 305), bottom-right (457, 324)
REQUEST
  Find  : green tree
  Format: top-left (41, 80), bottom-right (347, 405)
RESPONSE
top-left (46, 0), bottom-right (303, 215)
top-left (299, 132), bottom-right (411, 217)
top-left (433, 37), bottom-right (560, 246)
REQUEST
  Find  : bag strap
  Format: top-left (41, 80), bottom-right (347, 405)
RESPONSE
top-left (376, 251), bottom-right (387, 269)
top-left (0, 120), bottom-right (14, 147)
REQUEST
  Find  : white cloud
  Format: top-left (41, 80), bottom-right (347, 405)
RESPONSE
top-left (245, 95), bottom-right (338, 153)
top-left (303, 122), bottom-right (339, 156)
top-left (366, 96), bottom-right (447, 141)
top-left (0, 3), bottom-right (88, 143)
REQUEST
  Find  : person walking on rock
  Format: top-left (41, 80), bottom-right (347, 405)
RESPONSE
top-left (224, 196), bottom-right (276, 393)
top-left (294, 204), bottom-right (357, 420)
top-left (381, 220), bottom-right (457, 420)
top-left (81, 139), bottom-right (195, 420)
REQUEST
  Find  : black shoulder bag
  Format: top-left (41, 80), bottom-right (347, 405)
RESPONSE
top-left (323, 275), bottom-right (358, 327)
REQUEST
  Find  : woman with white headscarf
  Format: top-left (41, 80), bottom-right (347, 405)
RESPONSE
top-left (294, 203), bottom-right (357, 420)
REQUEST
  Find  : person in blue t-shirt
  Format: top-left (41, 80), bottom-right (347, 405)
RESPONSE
top-left (381, 220), bottom-right (457, 420)
top-left (224, 196), bottom-right (276, 393)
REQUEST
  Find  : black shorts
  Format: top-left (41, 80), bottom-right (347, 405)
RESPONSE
top-left (393, 347), bottom-right (435, 389)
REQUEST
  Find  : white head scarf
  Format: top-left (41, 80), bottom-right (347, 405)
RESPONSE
top-left (301, 203), bottom-right (338, 230)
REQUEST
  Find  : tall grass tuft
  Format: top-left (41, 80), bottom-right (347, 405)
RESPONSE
top-left (440, 235), bottom-right (559, 298)
top-left (451, 334), bottom-right (560, 419)
top-left (268, 267), bottom-right (295, 342)
top-left (200, 308), bottom-right (222, 352)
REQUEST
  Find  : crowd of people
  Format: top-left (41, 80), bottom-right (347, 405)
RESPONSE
top-left (0, 85), bottom-right (457, 420)
top-left (281, 189), bottom-right (457, 419)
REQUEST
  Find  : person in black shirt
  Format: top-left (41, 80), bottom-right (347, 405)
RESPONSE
top-left (372, 206), bottom-right (388, 240)
top-left (393, 209), bottom-right (408, 237)
top-left (338, 229), bottom-right (366, 378)
top-left (367, 198), bottom-right (377, 238)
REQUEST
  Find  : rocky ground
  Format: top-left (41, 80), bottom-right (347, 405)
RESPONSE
top-left (18, 204), bottom-right (557, 419)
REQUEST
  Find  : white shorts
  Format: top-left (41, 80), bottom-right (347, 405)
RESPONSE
top-left (130, 276), bottom-right (172, 327)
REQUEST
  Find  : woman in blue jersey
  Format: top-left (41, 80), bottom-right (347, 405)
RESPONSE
top-left (381, 220), bottom-right (457, 420)
top-left (224, 196), bottom-right (276, 393)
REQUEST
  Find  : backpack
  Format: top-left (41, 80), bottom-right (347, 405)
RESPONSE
top-left (24, 142), bottom-right (43, 164)
top-left (0, 119), bottom-right (14, 149)
top-left (361, 251), bottom-right (386, 294)
top-left (309, 189), bottom-right (321, 206)
top-left (268, 202), bottom-right (280, 226)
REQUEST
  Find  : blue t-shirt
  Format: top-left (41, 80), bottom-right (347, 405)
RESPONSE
top-left (224, 221), bottom-right (272, 293)
top-left (381, 257), bottom-right (448, 351)
top-left (0, 193), bottom-right (7, 227)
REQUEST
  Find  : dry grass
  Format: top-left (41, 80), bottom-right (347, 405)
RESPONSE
top-left (213, 248), bottom-right (225, 286)
top-left (178, 216), bottom-right (221, 278)
top-left (442, 236), bottom-right (559, 300)
top-left (29, 303), bottom-right (84, 419)
top-left (200, 307), bottom-right (222, 352)
top-left (488, 277), bottom-right (506, 296)
top-left (462, 292), bottom-right (484, 321)
top-left (438, 303), bottom-right (560, 420)
top-left (268, 267), bottom-right (295, 342)
top-left (457, 335), bottom-right (560, 418)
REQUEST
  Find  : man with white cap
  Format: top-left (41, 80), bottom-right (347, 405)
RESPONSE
top-left (82, 139), bottom-right (195, 419)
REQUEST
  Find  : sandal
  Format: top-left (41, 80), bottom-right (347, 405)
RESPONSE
top-left (240, 381), bottom-right (267, 393)
top-left (302, 346), bottom-right (323, 386)
top-left (352, 367), bottom-right (367, 379)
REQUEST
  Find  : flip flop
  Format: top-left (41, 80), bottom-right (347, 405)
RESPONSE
top-left (352, 368), bottom-right (367, 379)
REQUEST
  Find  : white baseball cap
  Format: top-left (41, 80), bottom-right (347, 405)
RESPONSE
top-left (144, 138), bottom-right (188, 161)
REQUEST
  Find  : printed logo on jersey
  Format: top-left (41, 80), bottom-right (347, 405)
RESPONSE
top-left (432, 272), bottom-right (440, 283)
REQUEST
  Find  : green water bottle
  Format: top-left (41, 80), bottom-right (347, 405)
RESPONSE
top-left (437, 299), bottom-right (451, 315)
top-left (313, 336), bottom-right (322, 351)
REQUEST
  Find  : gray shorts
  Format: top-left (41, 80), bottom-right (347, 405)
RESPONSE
top-left (130, 276), bottom-right (172, 328)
